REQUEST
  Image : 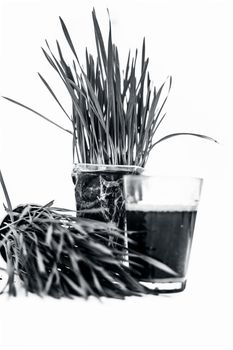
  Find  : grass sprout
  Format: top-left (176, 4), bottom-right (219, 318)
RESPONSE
top-left (2, 8), bottom-right (217, 167)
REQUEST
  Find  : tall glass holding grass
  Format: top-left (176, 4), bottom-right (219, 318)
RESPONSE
top-left (72, 164), bottom-right (143, 223)
top-left (72, 164), bottom-right (143, 249)
top-left (124, 175), bottom-right (203, 293)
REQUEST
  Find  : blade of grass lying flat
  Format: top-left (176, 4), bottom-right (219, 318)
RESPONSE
top-left (129, 252), bottom-right (178, 276)
top-left (2, 97), bottom-right (72, 135)
top-left (41, 200), bottom-right (54, 209)
top-left (69, 254), bottom-right (92, 297)
top-left (62, 274), bottom-right (87, 298)
top-left (45, 225), bottom-right (53, 247)
top-left (36, 246), bottom-right (46, 274)
top-left (44, 264), bottom-right (57, 294)
top-left (151, 132), bottom-right (218, 149)
top-left (91, 269), bottom-right (107, 296)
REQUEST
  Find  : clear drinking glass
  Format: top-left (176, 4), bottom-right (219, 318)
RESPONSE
top-left (71, 164), bottom-right (143, 250)
top-left (123, 175), bottom-right (203, 293)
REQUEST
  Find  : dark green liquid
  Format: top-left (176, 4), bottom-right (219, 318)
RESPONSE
top-left (126, 210), bottom-right (197, 281)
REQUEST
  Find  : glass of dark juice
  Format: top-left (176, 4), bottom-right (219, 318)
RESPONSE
top-left (123, 175), bottom-right (203, 293)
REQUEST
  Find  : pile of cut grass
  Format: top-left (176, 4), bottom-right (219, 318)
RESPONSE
top-left (0, 202), bottom-right (147, 298)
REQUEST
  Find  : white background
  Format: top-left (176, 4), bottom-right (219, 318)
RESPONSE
top-left (0, 0), bottom-right (233, 349)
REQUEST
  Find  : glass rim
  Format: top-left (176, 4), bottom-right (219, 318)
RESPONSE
top-left (73, 163), bottom-right (144, 172)
top-left (123, 174), bottom-right (203, 183)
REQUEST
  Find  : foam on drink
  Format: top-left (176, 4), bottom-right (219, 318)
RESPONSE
top-left (126, 202), bottom-right (197, 212)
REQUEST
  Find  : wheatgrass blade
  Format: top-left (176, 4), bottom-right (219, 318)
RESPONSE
top-left (92, 9), bottom-right (107, 74)
top-left (2, 97), bottom-right (72, 135)
top-left (152, 132), bottom-right (218, 148)
top-left (38, 73), bottom-right (71, 121)
top-left (59, 17), bottom-right (80, 63)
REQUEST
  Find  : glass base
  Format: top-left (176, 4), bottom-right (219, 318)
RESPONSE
top-left (140, 279), bottom-right (187, 294)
